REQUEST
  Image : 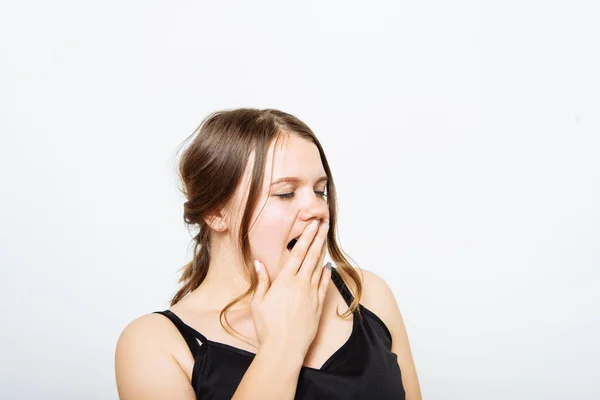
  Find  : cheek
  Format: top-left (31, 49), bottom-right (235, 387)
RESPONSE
top-left (248, 212), bottom-right (292, 260)
top-left (252, 205), bottom-right (292, 237)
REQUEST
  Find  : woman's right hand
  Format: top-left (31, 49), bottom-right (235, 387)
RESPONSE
top-left (251, 219), bottom-right (331, 360)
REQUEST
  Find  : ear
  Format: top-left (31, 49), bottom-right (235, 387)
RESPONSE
top-left (204, 212), bottom-right (227, 232)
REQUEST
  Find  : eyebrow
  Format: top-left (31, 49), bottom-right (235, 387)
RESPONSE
top-left (270, 176), bottom-right (328, 186)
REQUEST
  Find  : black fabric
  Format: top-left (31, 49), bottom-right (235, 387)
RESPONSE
top-left (154, 268), bottom-right (405, 399)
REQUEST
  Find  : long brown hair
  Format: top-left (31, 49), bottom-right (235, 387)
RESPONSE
top-left (172, 108), bottom-right (363, 346)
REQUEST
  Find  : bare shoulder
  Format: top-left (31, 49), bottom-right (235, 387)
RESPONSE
top-left (338, 267), bottom-right (400, 332)
top-left (115, 313), bottom-right (196, 400)
top-left (119, 312), bottom-right (178, 340)
top-left (340, 267), bottom-right (422, 400)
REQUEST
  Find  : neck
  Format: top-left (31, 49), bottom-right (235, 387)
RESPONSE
top-left (188, 231), bottom-right (252, 312)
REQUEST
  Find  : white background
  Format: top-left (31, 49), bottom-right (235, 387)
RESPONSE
top-left (1, 1), bottom-right (599, 399)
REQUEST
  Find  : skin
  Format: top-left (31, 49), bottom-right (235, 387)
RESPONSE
top-left (115, 132), bottom-right (422, 399)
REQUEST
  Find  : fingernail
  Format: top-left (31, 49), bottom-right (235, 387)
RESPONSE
top-left (310, 220), bottom-right (319, 231)
top-left (254, 260), bottom-right (261, 272)
top-left (321, 220), bottom-right (329, 231)
top-left (325, 262), bottom-right (332, 271)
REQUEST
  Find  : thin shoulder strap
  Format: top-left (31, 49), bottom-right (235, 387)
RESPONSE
top-left (330, 267), bottom-right (355, 307)
top-left (154, 310), bottom-right (207, 357)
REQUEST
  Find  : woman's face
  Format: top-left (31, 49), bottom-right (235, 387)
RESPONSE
top-left (228, 133), bottom-right (330, 279)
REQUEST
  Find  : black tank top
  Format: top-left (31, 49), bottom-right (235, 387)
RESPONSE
top-left (154, 268), bottom-right (405, 399)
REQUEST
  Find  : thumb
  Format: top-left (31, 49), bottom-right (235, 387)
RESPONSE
top-left (252, 260), bottom-right (270, 302)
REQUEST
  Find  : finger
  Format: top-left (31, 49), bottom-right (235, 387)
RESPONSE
top-left (316, 263), bottom-right (332, 315)
top-left (298, 220), bottom-right (329, 280)
top-left (251, 260), bottom-right (270, 303)
top-left (281, 220), bottom-right (320, 277)
top-left (311, 240), bottom-right (328, 286)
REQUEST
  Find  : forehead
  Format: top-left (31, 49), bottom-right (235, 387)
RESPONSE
top-left (267, 133), bottom-right (325, 182)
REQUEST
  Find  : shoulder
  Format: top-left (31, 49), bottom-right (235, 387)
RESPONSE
top-left (115, 313), bottom-right (196, 400)
top-left (116, 312), bottom-right (180, 352)
top-left (340, 268), bottom-right (401, 335)
top-left (344, 268), bottom-right (422, 400)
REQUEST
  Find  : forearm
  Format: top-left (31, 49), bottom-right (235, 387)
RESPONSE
top-left (232, 343), bottom-right (303, 400)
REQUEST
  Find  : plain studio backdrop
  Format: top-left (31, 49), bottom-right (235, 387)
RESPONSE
top-left (1, 1), bottom-right (599, 399)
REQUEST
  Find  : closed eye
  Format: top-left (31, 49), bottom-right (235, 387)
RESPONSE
top-left (276, 191), bottom-right (327, 200)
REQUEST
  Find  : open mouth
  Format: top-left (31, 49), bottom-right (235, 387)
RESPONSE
top-left (287, 237), bottom-right (300, 251)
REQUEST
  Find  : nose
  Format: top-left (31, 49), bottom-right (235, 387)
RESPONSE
top-left (299, 192), bottom-right (329, 224)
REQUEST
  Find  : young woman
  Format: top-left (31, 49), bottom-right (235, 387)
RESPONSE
top-left (115, 108), bottom-right (422, 399)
